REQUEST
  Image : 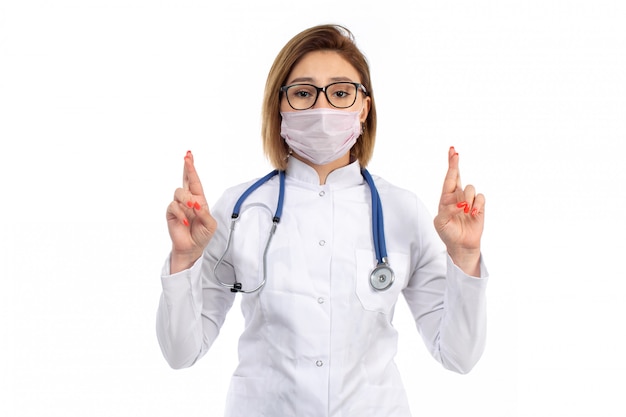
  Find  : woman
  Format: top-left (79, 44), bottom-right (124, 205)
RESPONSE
top-left (157, 24), bottom-right (488, 417)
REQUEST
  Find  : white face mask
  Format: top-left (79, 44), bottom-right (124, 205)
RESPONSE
top-left (280, 108), bottom-right (362, 165)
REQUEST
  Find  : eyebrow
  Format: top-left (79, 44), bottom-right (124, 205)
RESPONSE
top-left (287, 76), bottom-right (356, 85)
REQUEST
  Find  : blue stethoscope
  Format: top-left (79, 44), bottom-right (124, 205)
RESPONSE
top-left (214, 169), bottom-right (394, 293)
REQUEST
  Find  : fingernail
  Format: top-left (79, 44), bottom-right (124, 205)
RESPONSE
top-left (182, 218), bottom-right (189, 226)
top-left (186, 201), bottom-right (193, 208)
top-left (457, 201), bottom-right (468, 209)
top-left (464, 204), bottom-right (471, 213)
top-left (471, 208), bottom-right (479, 216)
top-left (194, 202), bottom-right (201, 210)
top-left (185, 150), bottom-right (192, 159)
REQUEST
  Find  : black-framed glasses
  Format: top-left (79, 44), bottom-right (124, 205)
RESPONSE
top-left (280, 82), bottom-right (368, 110)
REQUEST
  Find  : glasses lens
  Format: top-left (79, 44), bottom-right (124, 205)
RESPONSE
top-left (326, 83), bottom-right (358, 108)
top-left (285, 84), bottom-right (318, 110)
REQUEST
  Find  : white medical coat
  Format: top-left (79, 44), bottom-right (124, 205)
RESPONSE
top-left (157, 157), bottom-right (488, 417)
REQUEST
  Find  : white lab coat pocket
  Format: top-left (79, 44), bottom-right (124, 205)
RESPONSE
top-left (355, 249), bottom-right (409, 314)
top-left (224, 376), bottom-right (265, 417)
top-left (349, 383), bottom-right (412, 416)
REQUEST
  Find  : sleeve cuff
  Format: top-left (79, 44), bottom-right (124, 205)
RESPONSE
top-left (161, 253), bottom-right (203, 282)
top-left (447, 253), bottom-right (489, 280)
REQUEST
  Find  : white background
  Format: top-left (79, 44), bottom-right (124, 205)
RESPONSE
top-left (1, 1), bottom-right (625, 416)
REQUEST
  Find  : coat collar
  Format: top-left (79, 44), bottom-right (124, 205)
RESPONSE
top-left (285, 156), bottom-right (363, 189)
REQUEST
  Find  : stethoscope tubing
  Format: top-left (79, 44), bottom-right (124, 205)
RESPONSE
top-left (232, 170), bottom-right (285, 220)
top-left (214, 168), bottom-right (392, 293)
top-left (361, 168), bottom-right (388, 265)
top-left (215, 170), bottom-right (284, 293)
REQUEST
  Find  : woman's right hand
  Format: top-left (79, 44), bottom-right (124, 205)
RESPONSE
top-left (166, 151), bottom-right (217, 274)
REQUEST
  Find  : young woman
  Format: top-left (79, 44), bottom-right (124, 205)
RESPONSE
top-left (157, 24), bottom-right (488, 417)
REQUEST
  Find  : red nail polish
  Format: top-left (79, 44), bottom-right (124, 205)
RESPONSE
top-left (471, 208), bottom-right (479, 216)
top-left (457, 202), bottom-right (467, 208)
top-left (182, 218), bottom-right (189, 226)
top-left (464, 204), bottom-right (470, 213)
top-left (187, 201), bottom-right (193, 208)
top-left (194, 202), bottom-right (201, 210)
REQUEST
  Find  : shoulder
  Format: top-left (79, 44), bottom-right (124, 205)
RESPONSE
top-left (368, 173), bottom-right (433, 218)
top-left (369, 173), bottom-right (421, 204)
top-left (213, 172), bottom-right (281, 215)
top-left (222, 171), bottom-right (282, 197)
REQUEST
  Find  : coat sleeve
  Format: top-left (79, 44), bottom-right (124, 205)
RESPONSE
top-left (155, 193), bottom-right (237, 369)
top-left (402, 197), bottom-right (488, 374)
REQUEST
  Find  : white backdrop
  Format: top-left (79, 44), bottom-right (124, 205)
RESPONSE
top-left (1, 1), bottom-right (625, 416)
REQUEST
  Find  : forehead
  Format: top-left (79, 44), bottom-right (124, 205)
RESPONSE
top-left (287, 50), bottom-right (361, 84)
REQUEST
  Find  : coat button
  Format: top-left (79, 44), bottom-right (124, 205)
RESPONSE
top-left (319, 191), bottom-right (325, 197)
top-left (317, 297), bottom-right (325, 304)
top-left (319, 240), bottom-right (326, 246)
top-left (316, 360), bottom-right (323, 367)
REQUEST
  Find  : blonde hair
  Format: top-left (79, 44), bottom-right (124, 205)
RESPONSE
top-left (261, 24), bottom-right (377, 170)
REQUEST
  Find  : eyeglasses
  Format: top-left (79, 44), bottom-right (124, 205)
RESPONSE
top-left (280, 82), bottom-right (368, 110)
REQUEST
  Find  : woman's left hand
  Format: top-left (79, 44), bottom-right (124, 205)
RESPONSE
top-left (433, 146), bottom-right (485, 276)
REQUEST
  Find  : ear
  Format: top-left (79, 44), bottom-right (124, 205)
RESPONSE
top-left (359, 96), bottom-right (371, 123)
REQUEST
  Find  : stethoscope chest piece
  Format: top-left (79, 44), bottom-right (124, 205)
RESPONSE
top-left (370, 262), bottom-right (394, 291)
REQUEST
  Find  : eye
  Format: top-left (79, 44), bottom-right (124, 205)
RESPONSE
top-left (328, 83), bottom-right (356, 102)
top-left (288, 85), bottom-right (316, 100)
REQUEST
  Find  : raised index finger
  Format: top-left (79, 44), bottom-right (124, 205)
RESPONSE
top-left (183, 150), bottom-right (205, 196)
top-left (442, 146), bottom-right (463, 194)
